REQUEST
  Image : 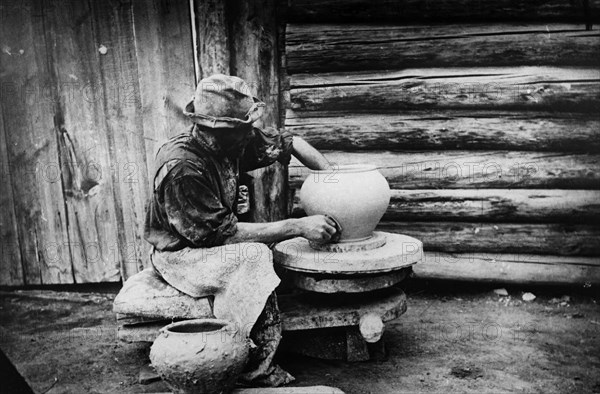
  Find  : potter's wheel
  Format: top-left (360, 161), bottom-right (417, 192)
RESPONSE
top-left (273, 231), bottom-right (423, 293)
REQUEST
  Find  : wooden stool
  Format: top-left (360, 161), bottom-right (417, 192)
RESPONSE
top-left (113, 268), bottom-right (213, 342)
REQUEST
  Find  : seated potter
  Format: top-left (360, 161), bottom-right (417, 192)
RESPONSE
top-left (144, 74), bottom-right (337, 387)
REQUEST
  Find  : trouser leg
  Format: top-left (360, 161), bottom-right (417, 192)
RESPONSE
top-left (238, 292), bottom-right (295, 387)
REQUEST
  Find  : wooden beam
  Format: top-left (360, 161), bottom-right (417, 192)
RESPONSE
top-left (376, 222), bottom-right (600, 256)
top-left (290, 189), bottom-right (600, 224)
top-left (289, 151), bottom-right (600, 189)
top-left (193, 0), bottom-right (231, 80)
top-left (228, 0), bottom-right (287, 222)
top-left (285, 110), bottom-right (600, 152)
top-left (0, 102), bottom-right (24, 286)
top-left (285, 0), bottom-right (600, 23)
top-left (290, 67), bottom-right (600, 113)
top-left (414, 252), bottom-right (600, 285)
top-left (287, 24), bottom-right (600, 73)
top-left (0, 0), bottom-right (73, 284)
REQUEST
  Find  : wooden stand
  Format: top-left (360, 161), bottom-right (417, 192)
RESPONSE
top-left (279, 287), bottom-right (406, 361)
top-left (270, 232), bottom-right (420, 361)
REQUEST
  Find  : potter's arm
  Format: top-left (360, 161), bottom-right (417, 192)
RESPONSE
top-left (224, 136), bottom-right (336, 244)
top-left (223, 216), bottom-right (337, 245)
top-left (291, 136), bottom-right (331, 170)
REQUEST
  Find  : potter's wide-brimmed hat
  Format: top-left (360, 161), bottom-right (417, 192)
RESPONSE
top-left (183, 74), bottom-right (265, 129)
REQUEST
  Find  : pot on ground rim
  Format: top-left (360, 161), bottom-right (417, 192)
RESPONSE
top-left (300, 164), bottom-right (391, 242)
top-left (150, 319), bottom-right (250, 394)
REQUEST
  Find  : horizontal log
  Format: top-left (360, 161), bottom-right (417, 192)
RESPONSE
top-left (290, 67), bottom-right (600, 112)
top-left (376, 221), bottom-right (600, 256)
top-left (285, 0), bottom-right (600, 23)
top-left (290, 189), bottom-right (600, 223)
top-left (414, 253), bottom-right (600, 285)
top-left (287, 24), bottom-right (600, 73)
top-left (285, 110), bottom-right (600, 152)
top-left (288, 151), bottom-right (600, 189)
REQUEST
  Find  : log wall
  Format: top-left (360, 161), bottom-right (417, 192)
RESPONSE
top-left (1, 0), bottom-right (598, 285)
top-left (283, 0), bottom-right (600, 284)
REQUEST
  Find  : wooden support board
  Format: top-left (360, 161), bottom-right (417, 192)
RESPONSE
top-left (287, 268), bottom-right (410, 293)
top-left (279, 288), bottom-right (406, 331)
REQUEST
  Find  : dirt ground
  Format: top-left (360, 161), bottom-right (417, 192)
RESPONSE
top-left (1, 280), bottom-right (599, 394)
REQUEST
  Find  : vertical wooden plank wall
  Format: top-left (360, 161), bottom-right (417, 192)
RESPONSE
top-left (284, 0), bottom-right (600, 284)
top-left (0, 0), bottom-right (196, 284)
top-left (43, 0), bottom-right (122, 283)
top-left (0, 0), bottom-right (73, 285)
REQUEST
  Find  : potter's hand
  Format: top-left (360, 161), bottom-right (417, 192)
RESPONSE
top-left (297, 215), bottom-right (338, 243)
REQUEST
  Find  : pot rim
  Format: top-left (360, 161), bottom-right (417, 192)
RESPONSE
top-left (160, 318), bottom-right (236, 335)
top-left (308, 163), bottom-right (377, 174)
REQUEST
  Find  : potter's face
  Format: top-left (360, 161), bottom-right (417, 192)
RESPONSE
top-left (210, 126), bottom-right (254, 159)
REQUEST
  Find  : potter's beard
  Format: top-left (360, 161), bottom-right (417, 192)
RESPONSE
top-left (223, 142), bottom-right (248, 160)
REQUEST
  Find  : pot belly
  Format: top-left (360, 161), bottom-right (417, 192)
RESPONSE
top-left (300, 164), bottom-right (391, 242)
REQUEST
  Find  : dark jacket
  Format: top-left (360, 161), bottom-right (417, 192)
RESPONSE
top-left (144, 125), bottom-right (293, 251)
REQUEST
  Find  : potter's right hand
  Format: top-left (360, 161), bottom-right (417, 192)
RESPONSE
top-left (296, 215), bottom-right (338, 243)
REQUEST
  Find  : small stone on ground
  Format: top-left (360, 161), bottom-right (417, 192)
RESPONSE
top-left (450, 365), bottom-right (484, 379)
top-left (522, 292), bottom-right (536, 302)
top-left (233, 386), bottom-right (344, 393)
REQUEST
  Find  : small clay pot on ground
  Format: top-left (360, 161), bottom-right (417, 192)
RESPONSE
top-left (150, 319), bottom-right (250, 394)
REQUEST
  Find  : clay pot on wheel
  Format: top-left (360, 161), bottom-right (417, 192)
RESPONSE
top-left (300, 164), bottom-right (391, 242)
top-left (150, 319), bottom-right (249, 394)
